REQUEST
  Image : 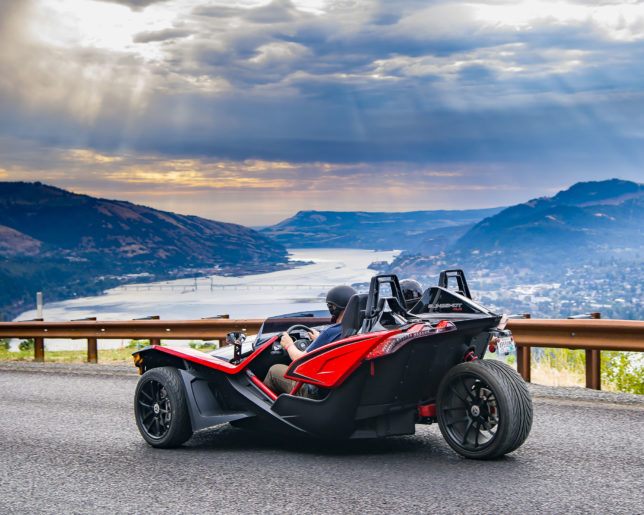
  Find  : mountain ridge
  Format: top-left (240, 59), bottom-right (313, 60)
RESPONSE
top-left (261, 207), bottom-right (505, 252)
top-left (0, 181), bottom-right (288, 268)
top-left (0, 181), bottom-right (290, 319)
top-left (382, 179), bottom-right (644, 283)
top-left (454, 179), bottom-right (643, 255)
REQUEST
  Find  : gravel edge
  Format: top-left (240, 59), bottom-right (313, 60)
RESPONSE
top-left (1, 360), bottom-right (642, 405)
top-left (0, 361), bottom-right (135, 376)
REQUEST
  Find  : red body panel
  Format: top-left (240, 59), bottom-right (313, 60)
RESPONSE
top-left (144, 335), bottom-right (278, 374)
top-left (284, 330), bottom-right (399, 388)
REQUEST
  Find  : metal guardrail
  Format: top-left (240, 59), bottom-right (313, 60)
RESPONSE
top-left (506, 318), bottom-right (644, 390)
top-left (1, 318), bottom-right (642, 390)
top-left (0, 319), bottom-right (265, 364)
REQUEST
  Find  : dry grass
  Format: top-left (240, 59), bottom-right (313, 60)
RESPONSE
top-left (530, 364), bottom-right (585, 388)
top-left (0, 347), bottom-right (135, 364)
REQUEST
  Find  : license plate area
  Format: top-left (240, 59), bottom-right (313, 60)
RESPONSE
top-left (497, 336), bottom-right (516, 355)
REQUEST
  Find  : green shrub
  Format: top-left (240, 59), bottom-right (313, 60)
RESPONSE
top-left (189, 341), bottom-right (217, 350)
top-left (602, 351), bottom-right (644, 395)
top-left (18, 339), bottom-right (34, 351)
top-left (126, 339), bottom-right (150, 349)
top-left (0, 339), bottom-right (10, 350)
top-left (538, 347), bottom-right (643, 395)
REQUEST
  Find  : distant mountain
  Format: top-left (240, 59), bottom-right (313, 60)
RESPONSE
top-left (261, 207), bottom-right (505, 252)
top-left (383, 179), bottom-right (644, 279)
top-left (551, 179), bottom-right (642, 206)
top-left (455, 179), bottom-right (644, 259)
top-left (0, 182), bottom-right (288, 268)
top-left (0, 182), bottom-right (289, 319)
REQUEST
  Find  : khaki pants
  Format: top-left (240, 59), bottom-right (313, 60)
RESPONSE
top-left (263, 364), bottom-right (312, 398)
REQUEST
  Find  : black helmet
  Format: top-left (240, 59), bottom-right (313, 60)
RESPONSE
top-left (400, 278), bottom-right (423, 308)
top-left (325, 285), bottom-right (357, 309)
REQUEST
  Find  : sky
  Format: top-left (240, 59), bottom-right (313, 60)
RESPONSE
top-left (1, 0), bottom-right (643, 225)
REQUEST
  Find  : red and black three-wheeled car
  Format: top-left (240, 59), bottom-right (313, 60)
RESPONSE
top-left (132, 271), bottom-right (532, 459)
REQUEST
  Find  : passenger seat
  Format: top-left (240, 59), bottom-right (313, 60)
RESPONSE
top-left (341, 294), bottom-right (368, 338)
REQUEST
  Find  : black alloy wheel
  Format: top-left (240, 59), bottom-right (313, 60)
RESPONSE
top-left (134, 366), bottom-right (192, 448)
top-left (436, 360), bottom-right (532, 459)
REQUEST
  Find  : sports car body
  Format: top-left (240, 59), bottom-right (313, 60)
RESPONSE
top-left (132, 271), bottom-right (532, 459)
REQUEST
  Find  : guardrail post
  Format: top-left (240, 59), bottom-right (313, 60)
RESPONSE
top-left (87, 317), bottom-right (98, 363)
top-left (73, 317), bottom-right (98, 363)
top-left (31, 318), bottom-right (45, 362)
top-left (34, 336), bottom-right (45, 362)
top-left (88, 337), bottom-right (98, 363)
top-left (511, 313), bottom-right (531, 383)
top-left (585, 349), bottom-right (601, 390)
top-left (585, 313), bottom-right (602, 389)
top-left (517, 346), bottom-right (531, 383)
top-left (134, 315), bottom-right (160, 346)
top-left (149, 316), bottom-right (160, 346)
top-left (568, 313), bottom-right (602, 389)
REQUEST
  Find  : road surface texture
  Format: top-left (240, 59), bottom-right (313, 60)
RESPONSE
top-left (1, 362), bottom-right (642, 514)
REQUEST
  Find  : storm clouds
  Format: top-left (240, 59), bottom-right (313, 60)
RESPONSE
top-left (1, 0), bottom-right (643, 223)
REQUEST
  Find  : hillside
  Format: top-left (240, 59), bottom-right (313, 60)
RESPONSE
top-left (0, 182), bottom-right (290, 319)
top-left (454, 179), bottom-right (643, 261)
top-left (261, 207), bottom-right (504, 252)
top-left (383, 179), bottom-right (644, 278)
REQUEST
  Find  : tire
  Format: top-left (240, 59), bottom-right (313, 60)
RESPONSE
top-left (134, 367), bottom-right (193, 448)
top-left (479, 359), bottom-right (533, 453)
top-left (436, 360), bottom-right (533, 459)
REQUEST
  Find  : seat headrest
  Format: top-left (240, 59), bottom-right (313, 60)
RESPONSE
top-left (341, 293), bottom-right (368, 339)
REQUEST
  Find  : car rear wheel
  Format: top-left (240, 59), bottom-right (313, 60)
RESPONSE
top-left (480, 359), bottom-right (533, 454)
top-left (436, 360), bottom-right (532, 459)
top-left (134, 366), bottom-right (193, 448)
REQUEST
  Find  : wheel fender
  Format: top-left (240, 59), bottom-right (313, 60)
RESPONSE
top-left (179, 369), bottom-right (254, 432)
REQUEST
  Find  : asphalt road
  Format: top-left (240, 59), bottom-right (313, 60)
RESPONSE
top-left (1, 367), bottom-right (642, 514)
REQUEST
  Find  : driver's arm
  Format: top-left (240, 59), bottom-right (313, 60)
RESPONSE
top-left (280, 333), bottom-right (306, 361)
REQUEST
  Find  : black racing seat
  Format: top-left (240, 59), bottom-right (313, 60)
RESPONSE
top-left (341, 294), bottom-right (368, 339)
top-left (378, 296), bottom-right (409, 318)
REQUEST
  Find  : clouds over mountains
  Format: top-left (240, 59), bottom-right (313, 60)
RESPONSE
top-left (1, 0), bottom-right (643, 223)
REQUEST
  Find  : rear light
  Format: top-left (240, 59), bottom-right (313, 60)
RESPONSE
top-left (418, 404), bottom-right (436, 417)
top-left (365, 332), bottom-right (408, 360)
top-left (365, 321), bottom-right (456, 360)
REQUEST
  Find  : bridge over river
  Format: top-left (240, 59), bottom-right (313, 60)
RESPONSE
top-left (113, 281), bottom-right (338, 293)
top-left (0, 364), bottom-right (642, 514)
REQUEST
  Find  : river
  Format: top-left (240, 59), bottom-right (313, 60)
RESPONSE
top-left (13, 248), bottom-right (399, 351)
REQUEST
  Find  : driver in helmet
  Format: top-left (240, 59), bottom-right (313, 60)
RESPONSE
top-left (400, 278), bottom-right (423, 310)
top-left (263, 284), bottom-right (357, 396)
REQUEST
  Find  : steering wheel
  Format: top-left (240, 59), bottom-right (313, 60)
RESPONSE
top-left (272, 324), bottom-right (314, 353)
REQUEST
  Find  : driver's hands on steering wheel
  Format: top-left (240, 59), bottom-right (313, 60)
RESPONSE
top-left (280, 328), bottom-right (318, 351)
top-left (280, 332), bottom-right (295, 350)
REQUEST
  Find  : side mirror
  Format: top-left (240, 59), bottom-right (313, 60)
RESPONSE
top-left (226, 332), bottom-right (246, 345)
top-left (226, 332), bottom-right (246, 363)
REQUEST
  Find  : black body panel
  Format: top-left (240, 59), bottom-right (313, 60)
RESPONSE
top-left (270, 366), bottom-right (369, 439)
top-left (179, 369), bottom-right (254, 431)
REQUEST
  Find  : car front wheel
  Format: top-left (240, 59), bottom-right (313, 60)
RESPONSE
top-left (134, 366), bottom-right (193, 448)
